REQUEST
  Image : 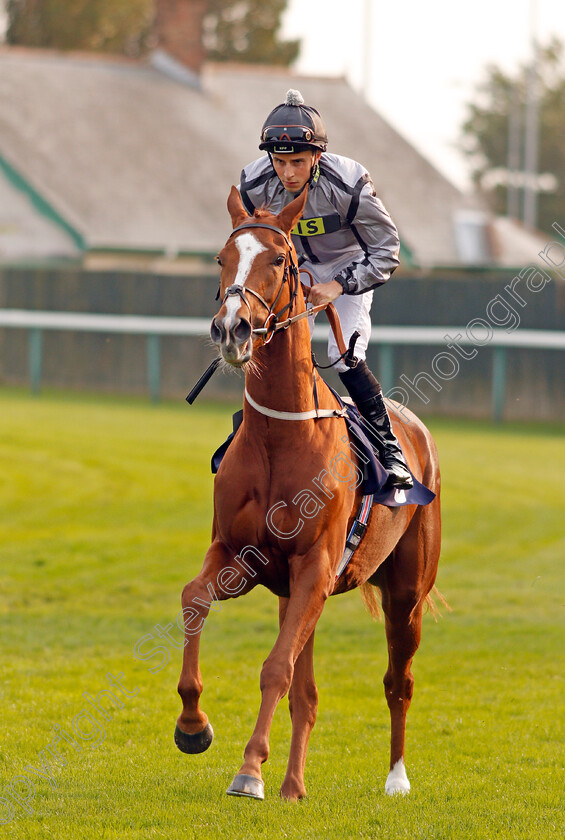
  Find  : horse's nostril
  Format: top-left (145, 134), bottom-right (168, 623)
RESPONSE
top-left (210, 318), bottom-right (224, 345)
top-left (233, 318), bottom-right (252, 344)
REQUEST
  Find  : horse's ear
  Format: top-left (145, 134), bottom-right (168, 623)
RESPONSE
top-left (227, 186), bottom-right (249, 229)
top-left (277, 187), bottom-right (308, 235)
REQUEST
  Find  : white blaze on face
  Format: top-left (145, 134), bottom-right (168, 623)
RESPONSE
top-left (233, 232), bottom-right (267, 286)
top-left (223, 232), bottom-right (267, 332)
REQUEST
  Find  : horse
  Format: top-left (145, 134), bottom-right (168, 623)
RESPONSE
top-left (174, 185), bottom-right (442, 802)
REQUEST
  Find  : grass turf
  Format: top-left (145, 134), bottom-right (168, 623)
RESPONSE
top-left (0, 388), bottom-right (563, 838)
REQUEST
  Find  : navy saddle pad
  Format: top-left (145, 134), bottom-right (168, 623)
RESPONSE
top-left (211, 401), bottom-right (435, 508)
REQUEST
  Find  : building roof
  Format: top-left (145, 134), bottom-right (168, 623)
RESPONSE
top-left (0, 46), bottom-right (545, 268)
top-left (0, 159), bottom-right (80, 260)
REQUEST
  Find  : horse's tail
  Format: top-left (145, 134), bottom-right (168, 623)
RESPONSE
top-left (359, 582), bottom-right (382, 621)
top-left (359, 583), bottom-right (450, 623)
top-left (424, 585), bottom-right (452, 621)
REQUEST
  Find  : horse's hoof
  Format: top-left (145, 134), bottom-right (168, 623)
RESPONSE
top-left (174, 722), bottom-right (214, 754)
top-left (226, 774), bottom-right (264, 800)
top-left (385, 760), bottom-right (411, 795)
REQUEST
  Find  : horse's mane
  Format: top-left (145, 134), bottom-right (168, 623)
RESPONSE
top-left (252, 206), bottom-right (276, 222)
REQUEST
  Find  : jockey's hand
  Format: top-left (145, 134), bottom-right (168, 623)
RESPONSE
top-left (306, 280), bottom-right (343, 307)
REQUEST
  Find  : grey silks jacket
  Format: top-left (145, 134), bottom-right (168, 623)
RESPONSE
top-left (238, 152), bottom-right (400, 295)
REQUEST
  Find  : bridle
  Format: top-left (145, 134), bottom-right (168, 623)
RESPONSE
top-left (220, 222), bottom-right (327, 344)
top-left (215, 221), bottom-right (357, 421)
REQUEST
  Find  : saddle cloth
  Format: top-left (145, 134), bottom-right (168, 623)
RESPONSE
top-left (210, 397), bottom-right (435, 509)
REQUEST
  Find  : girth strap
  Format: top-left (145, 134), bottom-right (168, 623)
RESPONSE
top-left (335, 494), bottom-right (374, 580)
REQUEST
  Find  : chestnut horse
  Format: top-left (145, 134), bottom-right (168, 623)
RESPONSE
top-left (175, 186), bottom-right (441, 802)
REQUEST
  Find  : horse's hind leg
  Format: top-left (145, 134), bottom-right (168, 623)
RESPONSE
top-left (278, 597), bottom-right (318, 802)
top-left (380, 595), bottom-right (423, 795)
top-left (377, 504), bottom-right (440, 795)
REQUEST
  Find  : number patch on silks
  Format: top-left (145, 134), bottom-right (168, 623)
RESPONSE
top-left (291, 214), bottom-right (341, 236)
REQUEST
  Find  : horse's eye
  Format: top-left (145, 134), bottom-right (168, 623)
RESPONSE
top-left (215, 256), bottom-right (222, 266)
top-left (274, 255), bottom-right (285, 266)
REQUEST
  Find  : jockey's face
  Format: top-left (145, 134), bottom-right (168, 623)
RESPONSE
top-left (271, 150), bottom-right (321, 193)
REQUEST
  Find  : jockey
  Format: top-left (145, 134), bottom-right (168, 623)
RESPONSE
top-left (238, 89), bottom-right (412, 490)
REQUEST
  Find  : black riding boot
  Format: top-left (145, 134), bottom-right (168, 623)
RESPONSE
top-left (339, 361), bottom-right (413, 490)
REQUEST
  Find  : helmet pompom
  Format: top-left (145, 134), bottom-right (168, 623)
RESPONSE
top-left (285, 89), bottom-right (305, 106)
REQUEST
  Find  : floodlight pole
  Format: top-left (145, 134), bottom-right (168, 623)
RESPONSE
top-left (506, 86), bottom-right (521, 219)
top-left (362, 0), bottom-right (374, 101)
top-left (522, 0), bottom-right (539, 229)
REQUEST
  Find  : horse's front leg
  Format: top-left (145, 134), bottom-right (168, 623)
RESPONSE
top-left (227, 557), bottom-right (331, 800)
top-left (175, 540), bottom-right (253, 754)
top-left (278, 596), bottom-right (318, 802)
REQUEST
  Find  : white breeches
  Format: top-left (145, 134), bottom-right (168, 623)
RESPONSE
top-left (309, 289), bottom-right (374, 373)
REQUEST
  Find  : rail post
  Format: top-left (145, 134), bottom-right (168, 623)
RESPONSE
top-left (28, 328), bottom-right (43, 395)
top-left (492, 345), bottom-right (507, 423)
top-left (378, 342), bottom-right (394, 393)
top-left (146, 334), bottom-right (161, 403)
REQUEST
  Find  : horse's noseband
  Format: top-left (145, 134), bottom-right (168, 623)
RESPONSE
top-left (223, 284), bottom-right (253, 320)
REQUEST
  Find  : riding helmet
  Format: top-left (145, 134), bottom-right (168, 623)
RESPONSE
top-left (259, 90), bottom-right (328, 154)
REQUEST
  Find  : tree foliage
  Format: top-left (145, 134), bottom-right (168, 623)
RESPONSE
top-left (6, 0), bottom-right (154, 55)
top-left (461, 38), bottom-right (565, 234)
top-left (6, 0), bottom-right (299, 65)
top-left (203, 0), bottom-right (298, 65)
